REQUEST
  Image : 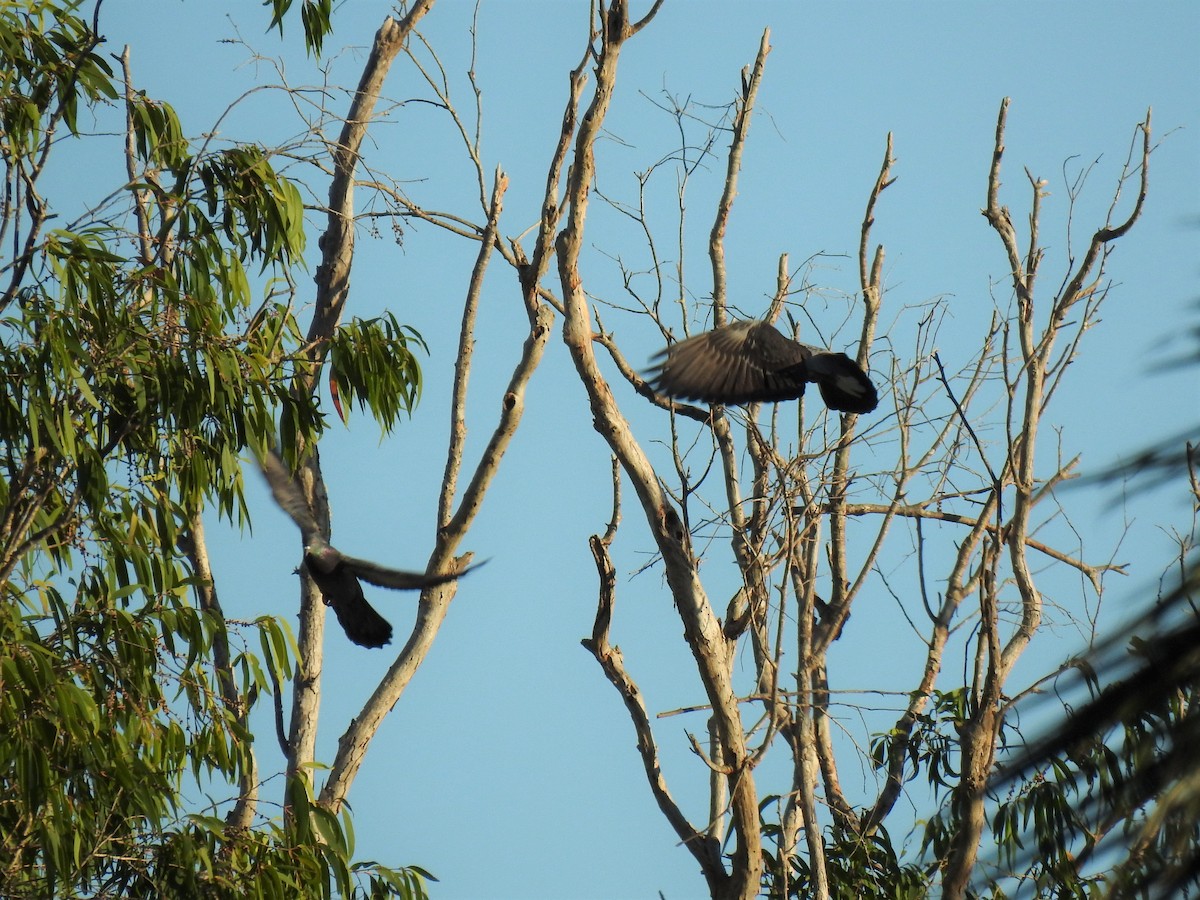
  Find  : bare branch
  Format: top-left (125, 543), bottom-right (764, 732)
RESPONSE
top-left (709, 28), bottom-right (769, 326)
top-left (180, 515), bottom-right (257, 832)
top-left (628, 0), bottom-right (667, 37)
top-left (288, 5), bottom-right (434, 785)
top-left (557, 3), bottom-right (763, 894)
top-left (438, 171), bottom-right (508, 528)
top-left (303, 2), bottom-right (436, 373)
top-left (320, 169), bottom-right (553, 811)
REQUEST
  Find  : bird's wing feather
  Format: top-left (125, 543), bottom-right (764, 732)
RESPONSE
top-left (261, 449), bottom-right (322, 547)
top-left (342, 556), bottom-right (485, 591)
top-left (650, 320), bottom-right (812, 404)
top-left (265, 448), bottom-right (484, 648)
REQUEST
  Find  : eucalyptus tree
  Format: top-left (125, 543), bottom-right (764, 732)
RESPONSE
top-left (0, 2), bottom-right (437, 896)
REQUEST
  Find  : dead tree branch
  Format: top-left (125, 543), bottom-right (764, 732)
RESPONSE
top-left (558, 4), bottom-right (762, 896)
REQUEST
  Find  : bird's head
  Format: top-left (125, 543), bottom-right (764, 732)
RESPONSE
top-left (302, 543), bottom-right (341, 575)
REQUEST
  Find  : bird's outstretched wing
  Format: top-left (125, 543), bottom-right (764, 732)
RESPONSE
top-left (260, 449), bottom-right (478, 649)
top-left (340, 554), bottom-right (478, 591)
top-left (261, 448), bottom-right (322, 547)
top-left (648, 320), bottom-right (812, 404)
top-left (307, 553), bottom-right (483, 648)
top-left (648, 320), bottom-right (878, 413)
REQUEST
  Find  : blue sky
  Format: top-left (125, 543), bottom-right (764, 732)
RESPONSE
top-left (93, 2), bottom-right (1200, 897)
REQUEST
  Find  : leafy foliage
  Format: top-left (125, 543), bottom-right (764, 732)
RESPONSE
top-left (0, 2), bottom-right (427, 896)
top-left (329, 312), bottom-right (427, 429)
top-left (761, 812), bottom-right (932, 899)
top-left (987, 561), bottom-right (1200, 898)
top-left (263, 0), bottom-right (334, 56)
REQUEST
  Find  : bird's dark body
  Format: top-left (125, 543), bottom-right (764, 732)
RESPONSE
top-left (262, 451), bottom-right (475, 649)
top-left (303, 554), bottom-right (395, 648)
top-left (648, 319), bottom-right (878, 414)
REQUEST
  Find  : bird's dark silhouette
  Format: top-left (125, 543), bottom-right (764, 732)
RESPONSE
top-left (648, 319), bottom-right (878, 414)
top-left (261, 450), bottom-right (472, 648)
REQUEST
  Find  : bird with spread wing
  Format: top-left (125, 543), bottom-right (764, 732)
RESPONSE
top-left (261, 450), bottom-right (474, 648)
top-left (648, 319), bottom-right (878, 414)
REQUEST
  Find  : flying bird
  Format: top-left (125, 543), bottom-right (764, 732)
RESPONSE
top-left (261, 450), bottom-right (473, 648)
top-left (647, 319), bottom-right (878, 414)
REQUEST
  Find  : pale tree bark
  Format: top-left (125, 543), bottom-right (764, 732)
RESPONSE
top-left (320, 168), bottom-right (558, 811)
top-left (299, 0), bottom-right (574, 815)
top-left (565, 28), bottom-right (1151, 898)
top-left (939, 98), bottom-right (1151, 900)
top-left (257, 0), bottom-right (556, 819)
top-left (182, 513), bottom-right (258, 832)
top-left (286, 1), bottom-right (436, 783)
top-left (562, 3), bottom-right (761, 898)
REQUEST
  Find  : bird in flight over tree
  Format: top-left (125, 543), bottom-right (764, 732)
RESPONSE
top-left (261, 450), bottom-right (474, 648)
top-left (648, 319), bottom-right (878, 414)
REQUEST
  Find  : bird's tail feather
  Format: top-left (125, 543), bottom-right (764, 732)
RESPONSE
top-left (807, 352), bottom-right (879, 414)
top-left (330, 591), bottom-right (394, 648)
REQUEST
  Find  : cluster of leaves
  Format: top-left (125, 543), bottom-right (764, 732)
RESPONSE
top-left (894, 601), bottom-right (1200, 897)
top-left (871, 688), bottom-right (969, 798)
top-left (120, 774), bottom-right (433, 900)
top-left (0, 2), bottom-right (429, 896)
top-left (0, 564), bottom-right (291, 896)
top-left (986, 594), bottom-right (1200, 897)
top-left (0, 0), bottom-right (116, 149)
top-left (329, 312), bottom-right (427, 429)
top-left (760, 817), bottom-right (932, 899)
top-left (263, 0), bottom-right (334, 57)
